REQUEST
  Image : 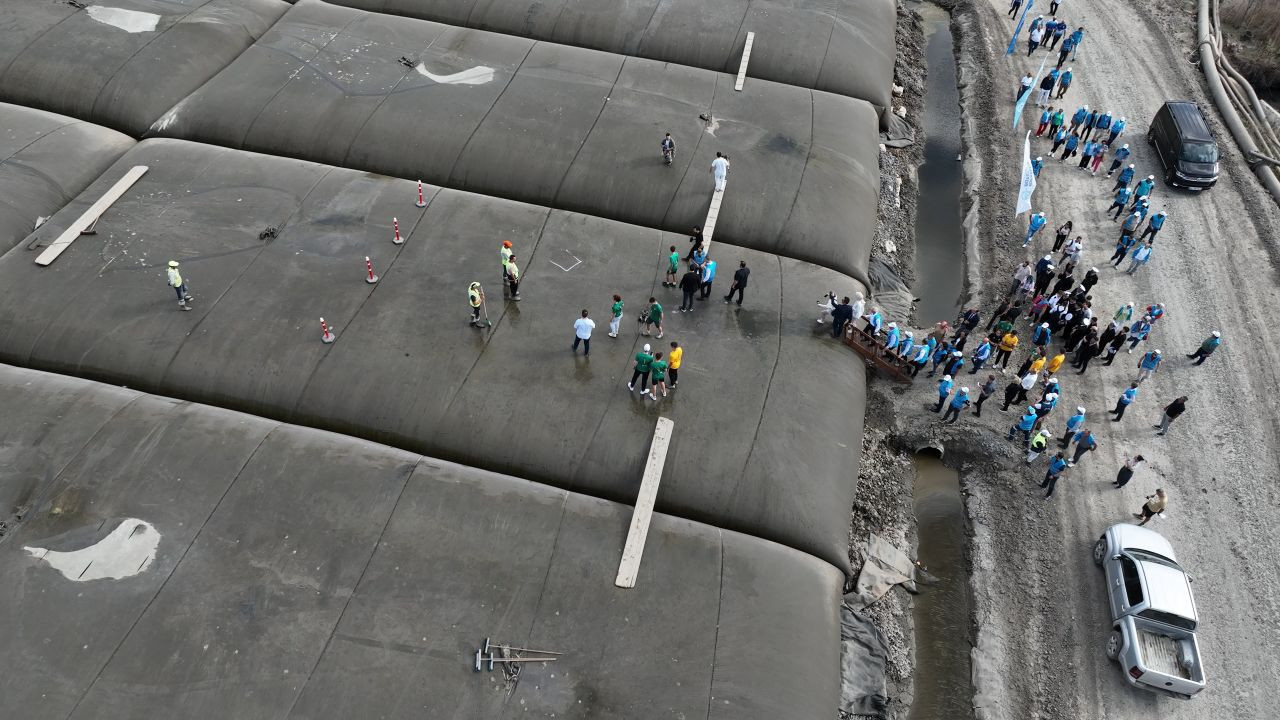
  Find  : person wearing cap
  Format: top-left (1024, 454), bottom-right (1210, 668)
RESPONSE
top-left (1059, 406), bottom-right (1086, 448)
top-left (1125, 315), bottom-right (1151, 353)
top-left (1031, 322), bottom-right (1052, 348)
top-left (1031, 393), bottom-right (1057, 431)
top-left (1026, 427), bottom-right (1053, 463)
top-left (1107, 116), bottom-right (1127, 145)
top-left (628, 344), bottom-right (654, 393)
top-left (1041, 452), bottom-right (1069, 498)
top-left (927, 341), bottom-right (953, 377)
top-left (942, 350), bottom-right (966, 377)
top-left (1079, 266), bottom-right (1099, 293)
top-left (1106, 143), bottom-right (1131, 176)
top-left (1134, 489), bottom-right (1168, 526)
top-left (572, 309), bottom-right (595, 355)
top-left (909, 342), bottom-right (932, 378)
top-left (1138, 211), bottom-right (1167, 242)
top-left (468, 282), bottom-right (484, 326)
top-left (608, 294), bottom-right (624, 338)
top-left (933, 374), bottom-right (954, 413)
top-left (1155, 395), bottom-right (1188, 435)
top-left (1111, 383), bottom-right (1139, 421)
top-left (165, 260), bottom-right (193, 311)
top-left (1187, 331), bottom-right (1221, 364)
top-left (1125, 241), bottom-right (1154, 276)
top-left (1112, 163), bottom-right (1136, 192)
top-left (1130, 175), bottom-right (1155, 207)
top-left (941, 385), bottom-right (971, 423)
top-left (883, 322), bottom-right (902, 354)
top-left (1135, 349), bottom-right (1163, 382)
top-left (1023, 212), bottom-right (1047, 248)
top-left (500, 240), bottom-right (513, 283)
top-left (1108, 184), bottom-right (1133, 221)
top-left (899, 331), bottom-right (916, 361)
top-left (1119, 210), bottom-right (1142, 241)
top-left (1009, 405), bottom-right (1039, 445)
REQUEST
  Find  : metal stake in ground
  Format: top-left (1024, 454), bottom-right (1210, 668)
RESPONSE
top-left (473, 650), bottom-right (558, 672)
top-left (365, 256), bottom-right (379, 284)
top-left (482, 637), bottom-right (562, 656)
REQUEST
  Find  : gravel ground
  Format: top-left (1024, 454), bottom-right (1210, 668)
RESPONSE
top-left (894, 0), bottom-right (1280, 718)
top-left (844, 6), bottom-right (926, 720)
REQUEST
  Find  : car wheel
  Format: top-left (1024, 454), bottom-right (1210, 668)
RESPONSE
top-left (1106, 630), bottom-right (1123, 661)
top-left (1163, 165), bottom-right (1177, 187)
top-left (1092, 537), bottom-right (1107, 567)
top-left (1146, 130), bottom-right (1155, 145)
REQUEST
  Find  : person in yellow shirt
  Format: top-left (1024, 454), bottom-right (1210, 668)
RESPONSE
top-left (1044, 351), bottom-right (1066, 379)
top-left (995, 330), bottom-right (1020, 371)
top-left (668, 341), bottom-right (683, 386)
top-left (1028, 354), bottom-right (1047, 375)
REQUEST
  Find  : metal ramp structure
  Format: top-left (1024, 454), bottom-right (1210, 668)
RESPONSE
top-left (843, 324), bottom-right (915, 384)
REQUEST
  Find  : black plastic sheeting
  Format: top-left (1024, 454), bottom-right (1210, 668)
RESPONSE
top-left (147, 0), bottom-right (880, 285)
top-left (0, 103), bottom-right (134, 252)
top-left (321, 0), bottom-right (897, 108)
top-left (0, 363), bottom-right (843, 719)
top-left (0, 0), bottom-right (288, 136)
top-left (0, 138), bottom-right (867, 572)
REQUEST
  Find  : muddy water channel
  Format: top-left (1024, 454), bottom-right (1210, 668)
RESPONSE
top-left (912, 2), bottom-right (965, 326)
top-left (908, 451), bottom-right (973, 720)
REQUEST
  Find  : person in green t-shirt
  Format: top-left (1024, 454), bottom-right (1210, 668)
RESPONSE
top-left (648, 352), bottom-right (669, 399)
top-left (629, 344), bottom-right (653, 393)
top-left (642, 297), bottom-right (664, 339)
top-left (664, 245), bottom-right (679, 287)
top-left (609, 294), bottom-right (623, 338)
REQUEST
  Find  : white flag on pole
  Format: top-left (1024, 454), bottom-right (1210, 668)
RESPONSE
top-left (1016, 131), bottom-right (1037, 215)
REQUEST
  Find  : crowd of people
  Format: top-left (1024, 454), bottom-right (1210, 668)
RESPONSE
top-left (878, 4), bottom-right (1226, 517)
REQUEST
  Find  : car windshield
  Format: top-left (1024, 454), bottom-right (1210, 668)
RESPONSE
top-left (1129, 549), bottom-right (1180, 569)
top-left (1180, 141), bottom-right (1218, 164)
top-left (1139, 608), bottom-right (1197, 632)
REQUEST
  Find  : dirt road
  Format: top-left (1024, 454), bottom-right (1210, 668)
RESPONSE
top-left (943, 0), bottom-right (1280, 718)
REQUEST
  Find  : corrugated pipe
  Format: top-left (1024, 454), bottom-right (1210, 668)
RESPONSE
top-left (1197, 0), bottom-right (1280, 203)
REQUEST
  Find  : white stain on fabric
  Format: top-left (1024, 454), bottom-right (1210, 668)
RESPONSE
top-left (86, 6), bottom-right (161, 33)
top-left (24, 519), bottom-right (159, 581)
top-left (414, 64), bottom-right (495, 86)
top-left (150, 102), bottom-right (183, 132)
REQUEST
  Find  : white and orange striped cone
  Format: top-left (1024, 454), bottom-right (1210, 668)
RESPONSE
top-left (365, 256), bottom-right (379, 284)
top-left (320, 317), bottom-right (335, 344)
top-left (392, 217), bottom-right (403, 245)
top-left (415, 180), bottom-right (426, 208)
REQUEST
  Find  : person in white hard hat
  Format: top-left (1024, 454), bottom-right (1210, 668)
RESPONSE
top-left (934, 374), bottom-right (955, 413)
top-left (628, 344), bottom-right (653, 393)
top-left (1187, 331), bottom-right (1222, 365)
top-left (1026, 427), bottom-right (1054, 462)
top-left (1135, 348), bottom-right (1163, 383)
top-left (165, 260), bottom-right (193, 311)
top-left (941, 385), bottom-right (972, 424)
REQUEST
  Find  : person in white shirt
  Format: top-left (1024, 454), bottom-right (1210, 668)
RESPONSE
top-left (572, 309), bottom-right (595, 356)
top-left (710, 152), bottom-right (729, 192)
